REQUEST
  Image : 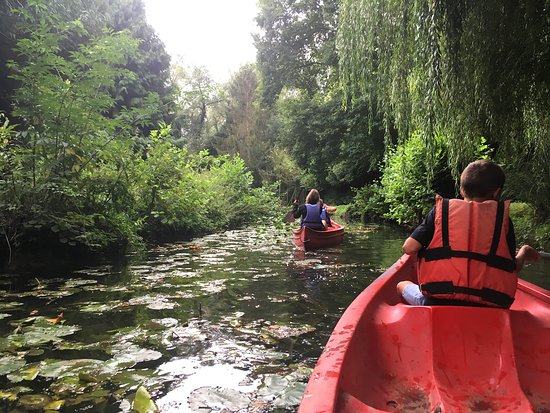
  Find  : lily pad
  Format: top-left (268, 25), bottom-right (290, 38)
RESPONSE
top-left (0, 355), bottom-right (26, 375)
top-left (132, 386), bottom-right (159, 413)
top-left (7, 323), bottom-right (81, 347)
top-left (0, 301), bottom-right (23, 310)
top-left (188, 386), bottom-right (251, 412)
top-left (262, 323), bottom-right (316, 339)
top-left (79, 301), bottom-right (122, 313)
top-left (18, 394), bottom-right (53, 411)
top-left (63, 279), bottom-right (98, 288)
top-left (39, 358), bottom-right (104, 379)
top-left (110, 344), bottom-right (163, 366)
top-left (0, 386), bottom-right (32, 401)
top-left (7, 363), bottom-right (41, 382)
top-left (128, 295), bottom-right (179, 310)
top-left (273, 381), bottom-right (306, 408)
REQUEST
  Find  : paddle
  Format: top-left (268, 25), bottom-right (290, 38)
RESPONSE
top-left (284, 186), bottom-right (305, 223)
top-left (540, 252), bottom-right (550, 259)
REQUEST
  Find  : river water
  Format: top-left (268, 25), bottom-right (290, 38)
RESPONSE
top-left (0, 223), bottom-right (548, 412)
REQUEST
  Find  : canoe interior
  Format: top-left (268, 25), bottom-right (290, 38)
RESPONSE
top-left (299, 254), bottom-right (550, 413)
top-left (293, 221), bottom-right (344, 251)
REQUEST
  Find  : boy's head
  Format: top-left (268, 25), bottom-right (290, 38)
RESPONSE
top-left (460, 160), bottom-right (505, 201)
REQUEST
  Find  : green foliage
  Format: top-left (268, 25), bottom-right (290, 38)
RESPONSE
top-left (338, 0), bottom-right (550, 211)
top-left (274, 89), bottom-right (385, 191)
top-left (510, 203), bottom-right (550, 251)
top-left (349, 183), bottom-right (387, 222)
top-left (255, 0), bottom-right (339, 104)
top-left (378, 132), bottom-right (445, 224)
top-left (0, 4), bottom-right (276, 257)
top-left (358, 131), bottom-right (489, 225)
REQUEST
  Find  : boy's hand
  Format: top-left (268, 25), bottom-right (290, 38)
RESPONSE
top-left (517, 245), bottom-right (541, 261)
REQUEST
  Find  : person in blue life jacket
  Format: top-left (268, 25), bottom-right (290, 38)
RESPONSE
top-left (292, 188), bottom-right (327, 230)
top-left (396, 159), bottom-right (541, 307)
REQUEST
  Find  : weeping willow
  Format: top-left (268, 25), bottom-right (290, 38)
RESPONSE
top-left (338, 0), bottom-right (550, 214)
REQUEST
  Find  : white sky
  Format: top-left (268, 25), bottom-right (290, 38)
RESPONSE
top-left (142, 0), bottom-right (260, 83)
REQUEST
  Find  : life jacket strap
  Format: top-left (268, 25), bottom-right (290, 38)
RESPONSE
top-left (423, 248), bottom-right (516, 272)
top-left (421, 281), bottom-right (515, 308)
top-left (423, 198), bottom-right (515, 273)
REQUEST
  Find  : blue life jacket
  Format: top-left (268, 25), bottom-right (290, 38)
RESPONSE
top-left (302, 204), bottom-right (325, 230)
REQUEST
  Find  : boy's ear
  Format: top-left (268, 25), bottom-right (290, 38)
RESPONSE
top-left (459, 187), bottom-right (465, 198)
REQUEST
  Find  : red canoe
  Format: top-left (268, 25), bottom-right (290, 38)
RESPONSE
top-left (293, 221), bottom-right (345, 251)
top-left (298, 254), bottom-right (550, 412)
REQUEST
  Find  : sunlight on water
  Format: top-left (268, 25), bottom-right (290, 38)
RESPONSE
top-left (1, 223), bottom-right (548, 412)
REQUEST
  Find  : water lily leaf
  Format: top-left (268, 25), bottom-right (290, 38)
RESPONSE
top-left (272, 382), bottom-right (306, 408)
top-left (257, 375), bottom-right (289, 397)
top-left (110, 344), bottom-right (163, 366)
top-left (44, 399), bottom-right (65, 410)
top-left (128, 295), bottom-right (179, 310)
top-left (132, 386), bottom-right (159, 413)
top-left (0, 386), bottom-right (32, 401)
top-left (188, 386), bottom-right (251, 412)
top-left (79, 301), bottom-right (122, 313)
top-left (7, 323), bottom-right (80, 347)
top-left (39, 359), bottom-right (104, 379)
top-left (0, 313), bottom-right (10, 319)
top-left (111, 369), bottom-right (156, 389)
top-left (0, 389), bottom-right (18, 401)
top-left (68, 387), bottom-right (110, 406)
top-left (18, 393), bottom-right (53, 410)
top-left (63, 279), bottom-right (98, 288)
top-left (0, 301), bottom-right (23, 310)
top-left (7, 363), bottom-right (41, 382)
top-left (262, 323), bottom-right (315, 339)
top-left (0, 355), bottom-right (26, 375)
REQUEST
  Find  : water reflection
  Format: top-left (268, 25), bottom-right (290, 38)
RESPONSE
top-left (0, 223), bottom-right (548, 412)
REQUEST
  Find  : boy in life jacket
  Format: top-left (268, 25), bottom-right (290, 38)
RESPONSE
top-left (292, 188), bottom-right (328, 230)
top-left (397, 160), bottom-right (541, 307)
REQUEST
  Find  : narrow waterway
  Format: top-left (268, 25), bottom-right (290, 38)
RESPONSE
top-left (0, 223), bottom-right (548, 412)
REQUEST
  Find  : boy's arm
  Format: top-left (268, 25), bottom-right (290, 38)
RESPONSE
top-left (402, 207), bottom-right (436, 255)
top-left (403, 237), bottom-right (423, 255)
top-left (515, 245), bottom-right (541, 271)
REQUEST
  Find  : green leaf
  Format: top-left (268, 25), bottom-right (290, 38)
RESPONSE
top-left (132, 386), bottom-right (158, 413)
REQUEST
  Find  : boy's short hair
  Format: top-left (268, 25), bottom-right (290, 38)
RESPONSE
top-left (460, 160), bottom-right (505, 199)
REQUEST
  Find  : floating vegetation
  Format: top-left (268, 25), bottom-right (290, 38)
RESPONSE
top-left (0, 225), bottom-right (406, 411)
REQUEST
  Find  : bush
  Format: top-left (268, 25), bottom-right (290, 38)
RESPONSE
top-left (510, 203), bottom-right (550, 251)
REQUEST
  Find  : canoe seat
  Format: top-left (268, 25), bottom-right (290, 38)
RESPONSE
top-left (338, 303), bottom-right (550, 412)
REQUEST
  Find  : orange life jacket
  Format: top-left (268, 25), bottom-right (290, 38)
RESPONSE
top-left (418, 195), bottom-right (517, 308)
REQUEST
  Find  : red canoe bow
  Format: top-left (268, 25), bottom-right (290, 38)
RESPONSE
top-left (298, 254), bottom-right (550, 412)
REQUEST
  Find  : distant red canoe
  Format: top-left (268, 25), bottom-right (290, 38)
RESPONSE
top-left (293, 221), bottom-right (345, 251)
top-left (298, 253), bottom-right (550, 412)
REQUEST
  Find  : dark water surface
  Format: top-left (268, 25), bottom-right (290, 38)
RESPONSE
top-left (0, 223), bottom-right (549, 412)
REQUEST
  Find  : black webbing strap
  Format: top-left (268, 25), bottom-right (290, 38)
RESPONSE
top-left (421, 281), bottom-right (514, 308)
top-left (423, 198), bottom-right (515, 273)
top-left (441, 198), bottom-right (449, 247)
top-left (489, 201), bottom-right (505, 256)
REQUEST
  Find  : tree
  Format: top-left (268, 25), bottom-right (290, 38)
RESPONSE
top-left (0, 0), bottom-right (175, 135)
top-left (170, 64), bottom-right (223, 152)
top-left (338, 0), bottom-right (550, 215)
top-left (214, 65), bottom-right (271, 184)
top-left (255, 0), bottom-right (340, 104)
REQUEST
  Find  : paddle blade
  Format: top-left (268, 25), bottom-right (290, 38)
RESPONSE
top-left (284, 210), bottom-right (296, 223)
